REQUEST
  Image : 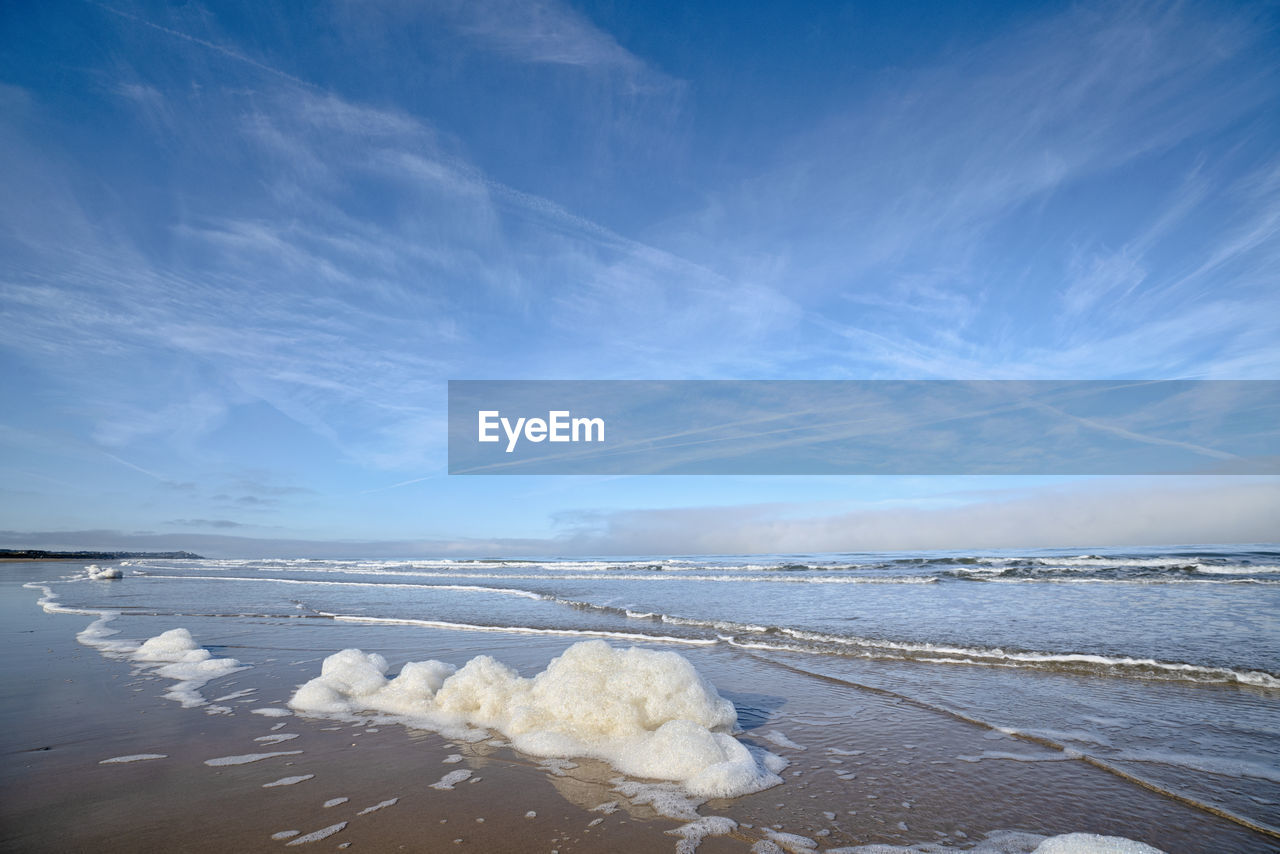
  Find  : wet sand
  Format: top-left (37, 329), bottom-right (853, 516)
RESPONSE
top-left (2, 564), bottom-right (1273, 853)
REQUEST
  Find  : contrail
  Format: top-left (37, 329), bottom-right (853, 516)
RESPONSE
top-left (87, 1), bottom-right (315, 90)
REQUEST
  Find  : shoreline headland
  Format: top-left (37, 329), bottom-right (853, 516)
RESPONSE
top-left (0, 550), bottom-right (204, 561)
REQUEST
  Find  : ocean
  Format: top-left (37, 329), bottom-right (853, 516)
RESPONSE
top-left (14, 544), bottom-right (1280, 852)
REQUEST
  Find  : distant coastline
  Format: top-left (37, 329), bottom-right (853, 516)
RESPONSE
top-left (0, 549), bottom-right (204, 560)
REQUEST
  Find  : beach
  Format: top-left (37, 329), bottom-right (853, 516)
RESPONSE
top-left (6, 3), bottom-right (1279, 852)
top-left (2, 553), bottom-right (1277, 853)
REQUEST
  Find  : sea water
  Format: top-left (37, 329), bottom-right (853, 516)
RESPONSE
top-left (24, 544), bottom-right (1280, 847)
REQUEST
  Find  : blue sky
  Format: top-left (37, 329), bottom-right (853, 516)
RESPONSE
top-left (1, 0), bottom-right (1277, 557)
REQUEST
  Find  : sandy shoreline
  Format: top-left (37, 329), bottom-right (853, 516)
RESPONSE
top-left (2, 562), bottom-right (1273, 853)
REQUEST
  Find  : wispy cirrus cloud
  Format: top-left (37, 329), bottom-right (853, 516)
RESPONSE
top-left (422, 0), bottom-right (674, 90)
top-left (674, 0), bottom-right (1280, 380)
top-left (1, 64), bottom-right (779, 483)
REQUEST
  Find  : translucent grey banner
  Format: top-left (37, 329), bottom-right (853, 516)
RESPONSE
top-left (447, 380), bottom-right (1280, 475)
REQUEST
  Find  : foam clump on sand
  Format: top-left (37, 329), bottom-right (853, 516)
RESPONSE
top-left (133, 628), bottom-right (213, 662)
top-left (827, 829), bottom-right (1165, 854)
top-left (76, 614), bottom-right (133, 653)
top-left (290, 639), bottom-right (782, 798)
top-left (263, 775), bottom-right (314, 787)
top-left (286, 822), bottom-right (346, 846)
top-left (204, 751), bottom-right (303, 766)
top-left (86, 564), bottom-right (123, 580)
top-left (668, 816), bottom-right (738, 854)
top-left (131, 628), bottom-right (245, 707)
top-left (1031, 835), bottom-right (1164, 854)
top-left (755, 829), bottom-right (819, 853)
top-left (99, 754), bottom-right (167, 764)
top-left (429, 769), bottom-right (472, 790)
top-left (133, 628), bottom-right (241, 675)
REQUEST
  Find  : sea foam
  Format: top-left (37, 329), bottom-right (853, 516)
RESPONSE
top-left (1031, 835), bottom-right (1163, 854)
top-left (131, 628), bottom-right (246, 707)
top-left (99, 754), bottom-right (167, 764)
top-left (289, 639), bottom-right (782, 799)
top-left (825, 829), bottom-right (1164, 853)
top-left (204, 751), bottom-right (303, 766)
